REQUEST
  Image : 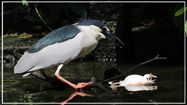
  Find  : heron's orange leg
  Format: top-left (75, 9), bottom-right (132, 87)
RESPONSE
top-left (55, 64), bottom-right (93, 90)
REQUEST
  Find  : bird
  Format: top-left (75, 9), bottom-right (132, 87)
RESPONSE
top-left (14, 19), bottom-right (124, 90)
top-left (109, 73), bottom-right (157, 86)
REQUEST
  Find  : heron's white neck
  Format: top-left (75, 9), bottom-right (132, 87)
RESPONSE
top-left (77, 25), bottom-right (106, 41)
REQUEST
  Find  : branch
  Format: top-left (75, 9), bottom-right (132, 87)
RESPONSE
top-left (34, 6), bottom-right (53, 31)
top-left (126, 54), bottom-right (166, 75)
top-left (101, 54), bottom-right (167, 83)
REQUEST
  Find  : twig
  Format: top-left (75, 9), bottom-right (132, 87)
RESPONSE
top-left (34, 6), bottom-right (53, 31)
top-left (126, 54), bottom-right (166, 75)
top-left (101, 54), bottom-right (167, 83)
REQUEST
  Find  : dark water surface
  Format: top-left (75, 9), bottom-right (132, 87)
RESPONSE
top-left (2, 61), bottom-right (185, 104)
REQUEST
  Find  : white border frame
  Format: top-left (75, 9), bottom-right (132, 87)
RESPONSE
top-left (1, 1), bottom-right (186, 104)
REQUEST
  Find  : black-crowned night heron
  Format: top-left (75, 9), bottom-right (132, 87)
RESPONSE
top-left (14, 19), bottom-right (124, 89)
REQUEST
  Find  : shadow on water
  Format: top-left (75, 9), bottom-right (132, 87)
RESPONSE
top-left (2, 61), bottom-right (185, 104)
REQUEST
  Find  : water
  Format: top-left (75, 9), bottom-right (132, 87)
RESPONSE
top-left (2, 61), bottom-right (185, 104)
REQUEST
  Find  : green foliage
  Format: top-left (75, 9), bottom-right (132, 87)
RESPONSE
top-left (22, 0), bottom-right (28, 6)
top-left (175, 7), bottom-right (187, 16)
top-left (21, 0), bottom-right (86, 31)
top-left (34, 6), bottom-right (53, 31)
top-left (138, 3), bottom-right (186, 34)
top-left (172, 4), bottom-right (185, 32)
top-left (174, 7), bottom-right (187, 35)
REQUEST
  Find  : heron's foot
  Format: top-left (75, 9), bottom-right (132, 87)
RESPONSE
top-left (73, 82), bottom-right (93, 90)
top-left (55, 64), bottom-right (94, 89)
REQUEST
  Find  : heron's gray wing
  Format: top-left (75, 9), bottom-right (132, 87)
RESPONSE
top-left (14, 32), bottom-right (83, 74)
top-left (27, 25), bottom-right (80, 53)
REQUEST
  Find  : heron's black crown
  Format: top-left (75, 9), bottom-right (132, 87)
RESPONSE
top-left (78, 20), bottom-right (106, 28)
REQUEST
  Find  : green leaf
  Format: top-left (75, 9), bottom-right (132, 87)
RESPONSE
top-left (172, 4), bottom-right (184, 31)
top-left (27, 8), bottom-right (30, 12)
top-left (22, 0), bottom-right (28, 6)
top-left (175, 7), bottom-right (187, 16)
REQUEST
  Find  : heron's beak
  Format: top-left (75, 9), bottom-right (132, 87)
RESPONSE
top-left (104, 31), bottom-right (124, 48)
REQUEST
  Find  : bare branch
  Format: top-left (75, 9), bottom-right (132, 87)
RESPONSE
top-left (101, 54), bottom-right (167, 83)
top-left (126, 54), bottom-right (166, 75)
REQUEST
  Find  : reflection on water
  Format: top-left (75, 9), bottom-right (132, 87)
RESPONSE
top-left (2, 61), bottom-right (185, 104)
top-left (61, 91), bottom-right (93, 105)
top-left (124, 85), bottom-right (157, 92)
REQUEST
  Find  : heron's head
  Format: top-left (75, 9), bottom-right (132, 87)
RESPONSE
top-left (78, 20), bottom-right (124, 48)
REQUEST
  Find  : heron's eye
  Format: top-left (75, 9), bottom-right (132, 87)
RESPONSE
top-left (102, 27), bottom-right (107, 32)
